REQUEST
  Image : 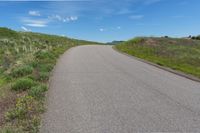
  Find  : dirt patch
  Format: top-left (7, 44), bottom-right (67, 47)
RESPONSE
top-left (0, 92), bottom-right (17, 126)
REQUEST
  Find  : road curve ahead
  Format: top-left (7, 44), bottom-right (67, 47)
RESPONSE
top-left (41, 45), bottom-right (200, 133)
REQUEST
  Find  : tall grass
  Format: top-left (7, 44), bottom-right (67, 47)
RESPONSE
top-left (115, 37), bottom-right (200, 78)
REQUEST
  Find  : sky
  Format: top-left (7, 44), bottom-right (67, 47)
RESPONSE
top-left (0, 0), bottom-right (200, 42)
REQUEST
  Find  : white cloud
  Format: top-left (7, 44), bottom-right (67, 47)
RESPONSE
top-left (99, 28), bottom-right (105, 32)
top-left (29, 11), bottom-right (41, 16)
top-left (129, 15), bottom-right (144, 20)
top-left (21, 26), bottom-right (31, 32)
top-left (48, 15), bottom-right (78, 22)
top-left (66, 16), bottom-right (78, 21)
top-left (22, 19), bottom-right (48, 27)
top-left (117, 26), bottom-right (121, 29)
top-left (26, 24), bottom-right (47, 27)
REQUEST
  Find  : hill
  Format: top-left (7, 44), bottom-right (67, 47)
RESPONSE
top-left (115, 37), bottom-right (200, 78)
top-left (106, 40), bottom-right (125, 45)
top-left (0, 27), bottom-right (101, 132)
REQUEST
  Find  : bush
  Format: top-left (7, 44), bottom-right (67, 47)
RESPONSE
top-left (37, 72), bottom-right (49, 82)
top-left (11, 65), bottom-right (33, 78)
top-left (38, 64), bottom-right (54, 73)
top-left (28, 61), bottom-right (39, 68)
top-left (35, 50), bottom-right (55, 60)
top-left (28, 84), bottom-right (48, 99)
top-left (11, 78), bottom-right (36, 91)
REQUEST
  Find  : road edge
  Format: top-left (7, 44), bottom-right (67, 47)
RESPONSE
top-left (112, 46), bottom-right (200, 83)
top-left (39, 44), bottom-right (99, 132)
top-left (39, 46), bottom-right (78, 132)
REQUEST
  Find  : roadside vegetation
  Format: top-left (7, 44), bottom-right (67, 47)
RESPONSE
top-left (191, 35), bottom-right (200, 40)
top-left (115, 37), bottom-right (200, 78)
top-left (0, 27), bottom-right (100, 132)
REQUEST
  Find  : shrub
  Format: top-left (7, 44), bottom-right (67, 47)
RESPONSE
top-left (37, 72), bottom-right (49, 82)
top-left (11, 78), bottom-right (36, 91)
top-left (28, 84), bottom-right (48, 99)
top-left (30, 68), bottom-right (50, 82)
top-left (38, 64), bottom-right (54, 73)
top-left (11, 65), bottom-right (33, 78)
top-left (35, 50), bottom-right (55, 60)
top-left (28, 61), bottom-right (39, 68)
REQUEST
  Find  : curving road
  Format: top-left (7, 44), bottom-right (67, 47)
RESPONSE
top-left (41, 45), bottom-right (200, 133)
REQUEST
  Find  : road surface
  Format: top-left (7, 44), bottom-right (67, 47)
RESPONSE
top-left (41, 45), bottom-right (200, 132)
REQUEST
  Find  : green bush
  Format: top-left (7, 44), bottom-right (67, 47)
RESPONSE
top-left (11, 65), bottom-right (33, 78)
top-left (38, 64), bottom-right (54, 72)
top-left (35, 50), bottom-right (55, 60)
top-left (28, 61), bottom-right (39, 68)
top-left (28, 84), bottom-right (48, 99)
top-left (11, 78), bottom-right (36, 91)
top-left (38, 72), bottom-right (49, 82)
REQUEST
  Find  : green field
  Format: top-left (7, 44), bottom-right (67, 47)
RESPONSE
top-left (115, 37), bottom-right (200, 78)
top-left (0, 27), bottom-right (100, 132)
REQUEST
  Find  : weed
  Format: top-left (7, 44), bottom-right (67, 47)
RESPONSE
top-left (5, 95), bottom-right (36, 120)
top-left (38, 64), bottom-right (54, 73)
top-left (11, 65), bottom-right (33, 78)
top-left (37, 72), bottom-right (49, 82)
top-left (28, 84), bottom-right (48, 99)
top-left (11, 78), bottom-right (36, 91)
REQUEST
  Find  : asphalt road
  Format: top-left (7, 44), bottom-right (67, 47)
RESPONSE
top-left (41, 45), bottom-right (200, 133)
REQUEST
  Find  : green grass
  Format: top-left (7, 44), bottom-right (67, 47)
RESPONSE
top-left (0, 27), bottom-right (102, 132)
top-left (11, 78), bottom-right (36, 91)
top-left (11, 65), bottom-right (33, 78)
top-left (115, 37), bottom-right (200, 78)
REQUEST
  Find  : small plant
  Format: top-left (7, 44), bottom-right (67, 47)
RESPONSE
top-left (35, 50), bottom-right (55, 61)
top-left (38, 64), bottom-right (54, 73)
top-left (28, 84), bottom-right (48, 99)
top-left (11, 78), bottom-right (36, 91)
top-left (28, 61), bottom-right (39, 68)
top-left (5, 95), bottom-right (35, 120)
top-left (11, 65), bottom-right (33, 78)
top-left (0, 126), bottom-right (23, 133)
top-left (37, 72), bottom-right (49, 82)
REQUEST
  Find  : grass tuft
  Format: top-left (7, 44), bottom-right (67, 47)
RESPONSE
top-left (11, 78), bottom-right (36, 91)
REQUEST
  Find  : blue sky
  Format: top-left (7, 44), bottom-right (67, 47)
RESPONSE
top-left (0, 0), bottom-right (200, 42)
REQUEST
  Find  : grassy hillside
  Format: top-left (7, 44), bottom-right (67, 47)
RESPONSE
top-left (0, 27), bottom-right (100, 132)
top-left (115, 37), bottom-right (200, 78)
